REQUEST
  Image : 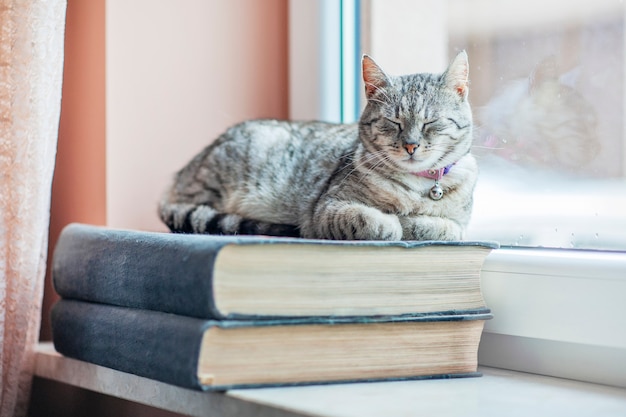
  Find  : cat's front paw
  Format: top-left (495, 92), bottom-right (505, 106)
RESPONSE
top-left (322, 204), bottom-right (403, 240)
top-left (401, 216), bottom-right (464, 241)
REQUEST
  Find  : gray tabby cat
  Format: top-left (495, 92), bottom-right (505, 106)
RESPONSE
top-left (159, 51), bottom-right (477, 241)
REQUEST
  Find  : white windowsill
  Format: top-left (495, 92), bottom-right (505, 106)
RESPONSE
top-left (478, 247), bottom-right (626, 387)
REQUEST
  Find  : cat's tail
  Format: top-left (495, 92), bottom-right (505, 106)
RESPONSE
top-left (158, 201), bottom-right (300, 237)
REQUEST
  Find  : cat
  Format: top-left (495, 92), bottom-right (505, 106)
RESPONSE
top-left (159, 51), bottom-right (477, 241)
top-left (477, 56), bottom-right (599, 173)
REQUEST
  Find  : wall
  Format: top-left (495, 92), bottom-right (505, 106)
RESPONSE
top-left (106, 0), bottom-right (289, 231)
top-left (41, 0), bottom-right (107, 342)
top-left (34, 1), bottom-right (289, 415)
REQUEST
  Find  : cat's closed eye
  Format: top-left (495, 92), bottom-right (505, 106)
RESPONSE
top-left (383, 117), bottom-right (403, 133)
top-left (423, 119), bottom-right (451, 136)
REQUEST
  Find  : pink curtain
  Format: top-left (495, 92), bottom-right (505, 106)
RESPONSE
top-left (0, 0), bottom-right (66, 415)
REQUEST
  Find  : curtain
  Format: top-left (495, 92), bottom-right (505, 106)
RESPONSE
top-left (0, 0), bottom-right (66, 415)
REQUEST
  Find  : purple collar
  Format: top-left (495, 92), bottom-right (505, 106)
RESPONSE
top-left (412, 163), bottom-right (456, 180)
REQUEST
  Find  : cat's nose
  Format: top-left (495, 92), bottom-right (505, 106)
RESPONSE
top-left (404, 143), bottom-right (418, 155)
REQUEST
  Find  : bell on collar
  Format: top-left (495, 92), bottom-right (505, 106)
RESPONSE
top-left (429, 182), bottom-right (444, 200)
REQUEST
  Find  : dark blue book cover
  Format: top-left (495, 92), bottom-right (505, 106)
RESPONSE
top-left (51, 300), bottom-right (491, 391)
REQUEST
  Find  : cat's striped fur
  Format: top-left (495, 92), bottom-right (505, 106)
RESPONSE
top-left (159, 51), bottom-right (477, 240)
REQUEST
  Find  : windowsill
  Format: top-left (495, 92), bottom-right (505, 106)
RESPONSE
top-left (478, 247), bottom-right (626, 387)
top-left (33, 342), bottom-right (626, 417)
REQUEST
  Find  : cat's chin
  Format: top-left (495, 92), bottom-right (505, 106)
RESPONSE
top-left (398, 158), bottom-right (431, 172)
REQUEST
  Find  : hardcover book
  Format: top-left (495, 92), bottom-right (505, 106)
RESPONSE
top-left (52, 223), bottom-right (498, 319)
top-left (51, 299), bottom-right (492, 391)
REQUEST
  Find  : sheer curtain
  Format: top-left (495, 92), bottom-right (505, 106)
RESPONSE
top-left (0, 1), bottom-right (66, 415)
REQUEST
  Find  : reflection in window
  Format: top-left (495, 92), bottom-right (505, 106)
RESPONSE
top-left (363, 0), bottom-right (626, 250)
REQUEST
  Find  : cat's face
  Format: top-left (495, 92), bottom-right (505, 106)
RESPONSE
top-left (519, 80), bottom-right (598, 169)
top-left (478, 56), bottom-right (599, 171)
top-left (358, 52), bottom-right (473, 173)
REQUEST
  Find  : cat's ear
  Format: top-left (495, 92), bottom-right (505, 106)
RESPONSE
top-left (444, 51), bottom-right (469, 100)
top-left (529, 55), bottom-right (559, 94)
top-left (362, 55), bottom-right (391, 100)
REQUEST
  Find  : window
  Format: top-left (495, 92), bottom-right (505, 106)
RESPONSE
top-left (363, 0), bottom-right (626, 251)
top-left (289, 0), bottom-right (626, 387)
top-left (296, 0), bottom-right (626, 251)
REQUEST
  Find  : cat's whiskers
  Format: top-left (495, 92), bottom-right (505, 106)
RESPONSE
top-left (342, 149), bottom-right (386, 175)
top-left (334, 149), bottom-right (392, 188)
top-left (330, 153), bottom-right (373, 189)
top-left (332, 149), bottom-right (362, 178)
top-left (353, 154), bottom-right (394, 186)
top-left (471, 145), bottom-right (505, 150)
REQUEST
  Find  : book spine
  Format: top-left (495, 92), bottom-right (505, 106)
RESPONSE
top-left (51, 299), bottom-right (209, 390)
top-left (52, 223), bottom-right (225, 319)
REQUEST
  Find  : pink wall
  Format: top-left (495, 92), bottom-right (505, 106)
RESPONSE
top-left (106, 0), bottom-right (289, 231)
top-left (42, 0), bottom-right (106, 342)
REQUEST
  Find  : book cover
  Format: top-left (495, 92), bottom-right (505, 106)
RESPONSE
top-left (51, 299), bottom-right (492, 391)
top-left (53, 223), bottom-right (498, 319)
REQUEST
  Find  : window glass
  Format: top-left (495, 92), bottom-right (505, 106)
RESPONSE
top-left (362, 0), bottom-right (626, 250)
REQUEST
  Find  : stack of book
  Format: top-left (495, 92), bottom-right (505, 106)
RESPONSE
top-left (51, 223), bottom-right (498, 391)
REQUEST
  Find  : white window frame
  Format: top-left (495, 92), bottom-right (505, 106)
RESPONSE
top-left (289, 0), bottom-right (626, 388)
top-left (289, 0), bottom-right (360, 123)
